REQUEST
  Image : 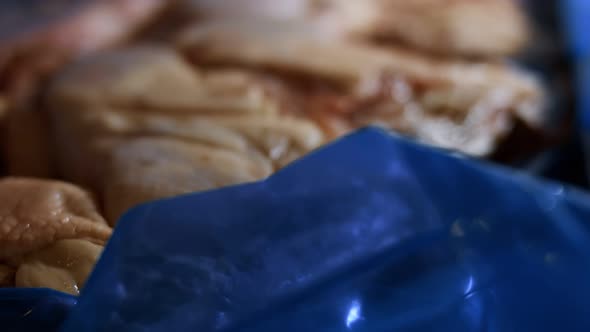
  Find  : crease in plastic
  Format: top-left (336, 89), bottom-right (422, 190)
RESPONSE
top-left (55, 128), bottom-right (590, 332)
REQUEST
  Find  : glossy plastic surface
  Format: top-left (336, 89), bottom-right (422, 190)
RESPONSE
top-left (61, 129), bottom-right (590, 332)
top-left (0, 288), bottom-right (77, 332)
top-left (564, 0), bottom-right (590, 127)
top-left (562, 0), bottom-right (590, 58)
top-left (564, 0), bottom-right (590, 177)
top-left (581, 58), bottom-right (590, 132)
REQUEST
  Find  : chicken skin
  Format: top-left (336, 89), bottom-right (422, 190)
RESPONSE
top-left (178, 19), bottom-right (544, 156)
top-left (182, 0), bottom-right (529, 56)
top-left (0, 178), bottom-right (111, 295)
top-left (47, 46), bottom-right (323, 223)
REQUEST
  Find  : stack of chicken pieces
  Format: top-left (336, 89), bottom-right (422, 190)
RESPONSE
top-left (0, 0), bottom-right (545, 295)
top-left (0, 0), bottom-right (166, 294)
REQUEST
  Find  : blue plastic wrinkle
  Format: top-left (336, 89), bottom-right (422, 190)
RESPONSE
top-left (562, 0), bottom-right (590, 58)
top-left (60, 128), bottom-right (590, 332)
top-left (0, 288), bottom-right (77, 332)
top-left (578, 58), bottom-right (590, 131)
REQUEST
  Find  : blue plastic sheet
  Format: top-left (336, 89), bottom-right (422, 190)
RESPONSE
top-left (563, 0), bottom-right (590, 173)
top-left (0, 288), bottom-right (76, 332)
top-left (562, 0), bottom-right (590, 58)
top-left (54, 128), bottom-right (590, 332)
top-left (581, 58), bottom-right (590, 135)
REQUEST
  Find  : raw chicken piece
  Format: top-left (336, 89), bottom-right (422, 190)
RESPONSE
top-left (180, 0), bottom-right (375, 41)
top-left (49, 46), bottom-right (297, 117)
top-left (48, 47), bottom-right (322, 186)
top-left (15, 239), bottom-right (104, 295)
top-left (181, 0), bottom-right (529, 56)
top-left (0, 178), bottom-right (111, 261)
top-left (79, 108), bottom-right (323, 165)
top-left (47, 46), bottom-right (209, 190)
top-left (178, 19), bottom-right (544, 156)
top-left (0, 0), bottom-right (168, 177)
top-left (47, 46), bottom-right (323, 222)
top-left (363, 0), bottom-right (529, 56)
top-left (47, 46), bottom-right (207, 111)
top-left (182, 0), bottom-right (314, 22)
top-left (104, 137), bottom-right (274, 223)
